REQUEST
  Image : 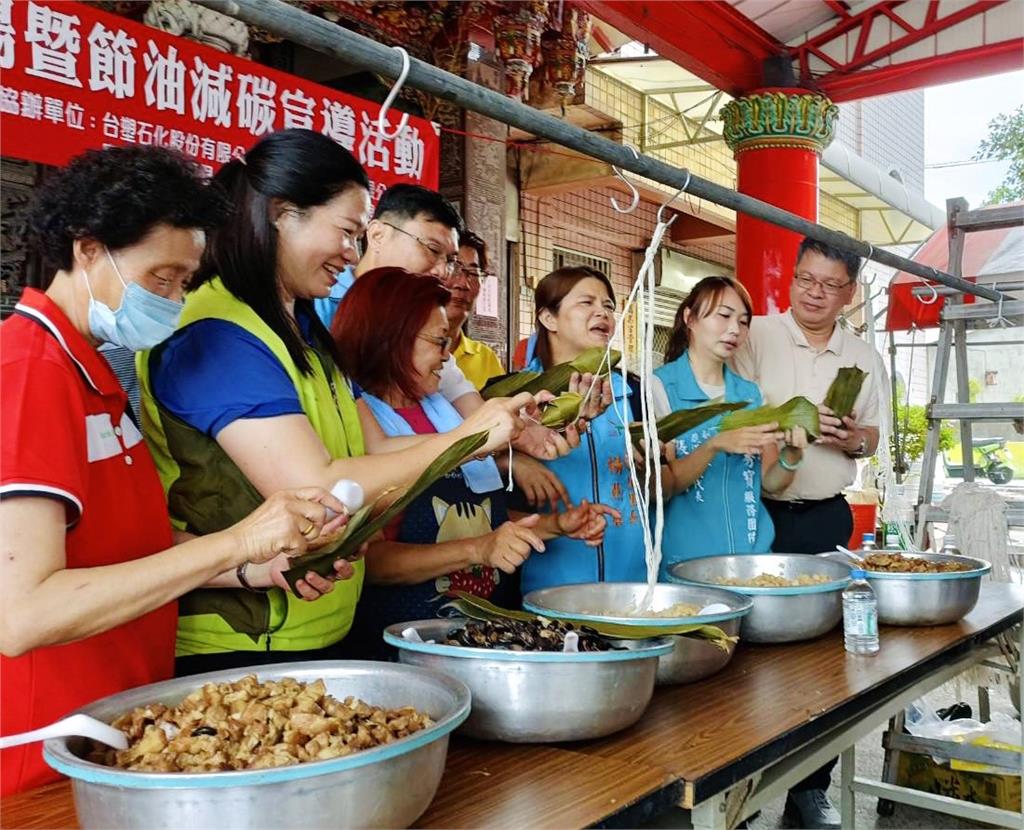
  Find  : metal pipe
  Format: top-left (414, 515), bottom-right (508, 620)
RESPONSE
top-left (196, 0), bottom-right (1007, 303)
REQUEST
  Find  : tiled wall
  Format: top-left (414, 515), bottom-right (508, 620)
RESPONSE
top-left (838, 90), bottom-right (925, 195)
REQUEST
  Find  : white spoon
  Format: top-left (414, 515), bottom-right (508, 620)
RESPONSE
top-left (835, 545), bottom-right (866, 566)
top-left (0, 713), bottom-right (128, 750)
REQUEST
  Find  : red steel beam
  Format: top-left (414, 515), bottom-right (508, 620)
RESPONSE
top-left (821, 38), bottom-right (1024, 101)
top-left (822, 1), bottom-right (851, 19)
top-left (576, 0), bottom-right (783, 94)
top-left (793, 0), bottom-right (1005, 85)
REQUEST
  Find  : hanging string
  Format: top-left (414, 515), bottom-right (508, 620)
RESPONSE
top-left (579, 178), bottom-right (690, 609)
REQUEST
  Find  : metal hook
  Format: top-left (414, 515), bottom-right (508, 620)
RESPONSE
top-left (916, 269), bottom-right (940, 305)
top-left (656, 170), bottom-right (692, 226)
top-left (610, 145), bottom-right (640, 214)
top-left (377, 46), bottom-right (411, 140)
top-left (988, 285), bottom-right (1012, 328)
top-left (859, 243), bottom-right (876, 288)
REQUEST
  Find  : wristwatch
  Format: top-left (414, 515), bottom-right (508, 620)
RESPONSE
top-left (847, 434), bottom-right (867, 458)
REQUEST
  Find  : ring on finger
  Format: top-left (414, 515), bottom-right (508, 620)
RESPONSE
top-left (300, 522), bottom-right (317, 539)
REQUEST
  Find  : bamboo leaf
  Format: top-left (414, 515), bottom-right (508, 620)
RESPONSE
top-left (487, 348), bottom-right (621, 400)
top-left (283, 431), bottom-right (489, 594)
top-left (823, 365), bottom-right (867, 420)
top-left (719, 396), bottom-right (821, 441)
top-left (539, 392), bottom-right (583, 428)
top-left (444, 593), bottom-right (735, 650)
top-left (481, 371), bottom-right (541, 400)
top-left (629, 401), bottom-right (747, 448)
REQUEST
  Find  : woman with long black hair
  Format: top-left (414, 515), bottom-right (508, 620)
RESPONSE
top-left (139, 129), bottom-right (529, 674)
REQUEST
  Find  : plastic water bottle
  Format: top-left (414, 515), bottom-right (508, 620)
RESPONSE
top-left (940, 533), bottom-right (961, 556)
top-left (325, 479), bottom-right (365, 519)
top-left (843, 568), bottom-right (880, 655)
top-left (860, 532), bottom-right (877, 552)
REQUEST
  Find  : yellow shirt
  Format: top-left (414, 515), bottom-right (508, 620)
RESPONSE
top-left (453, 332), bottom-right (504, 391)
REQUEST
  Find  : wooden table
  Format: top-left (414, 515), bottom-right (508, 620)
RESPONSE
top-left (3, 583), bottom-right (1021, 830)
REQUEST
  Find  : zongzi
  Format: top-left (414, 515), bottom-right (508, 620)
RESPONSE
top-left (823, 365), bottom-right (867, 419)
top-left (719, 396), bottom-right (821, 441)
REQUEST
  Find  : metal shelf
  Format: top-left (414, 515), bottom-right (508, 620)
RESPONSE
top-left (928, 403), bottom-right (1024, 421)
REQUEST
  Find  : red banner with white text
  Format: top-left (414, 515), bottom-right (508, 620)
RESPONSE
top-left (0, 0), bottom-right (438, 199)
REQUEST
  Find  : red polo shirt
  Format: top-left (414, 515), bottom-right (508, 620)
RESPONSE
top-left (0, 289), bottom-right (177, 795)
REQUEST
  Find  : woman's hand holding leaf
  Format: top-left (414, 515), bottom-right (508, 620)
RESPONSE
top-left (255, 553), bottom-right (355, 601)
top-left (710, 423), bottom-right (782, 456)
top-left (568, 371), bottom-right (612, 422)
top-left (227, 487), bottom-right (349, 565)
top-left (460, 393), bottom-right (532, 453)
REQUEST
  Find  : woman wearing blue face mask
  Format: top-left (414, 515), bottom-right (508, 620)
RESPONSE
top-left (0, 146), bottom-right (351, 797)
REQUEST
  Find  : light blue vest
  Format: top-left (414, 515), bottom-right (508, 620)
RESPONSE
top-left (519, 363), bottom-right (647, 594)
top-left (654, 352), bottom-right (774, 577)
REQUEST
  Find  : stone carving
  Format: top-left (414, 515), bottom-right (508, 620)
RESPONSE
top-left (144, 0), bottom-right (250, 56)
top-left (721, 90), bottom-right (839, 156)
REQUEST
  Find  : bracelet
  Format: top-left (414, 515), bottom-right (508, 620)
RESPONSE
top-left (236, 561), bottom-right (270, 593)
top-left (778, 450), bottom-right (803, 472)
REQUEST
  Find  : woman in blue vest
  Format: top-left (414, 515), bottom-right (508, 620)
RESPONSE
top-left (652, 276), bottom-right (808, 575)
top-left (517, 266), bottom-right (654, 594)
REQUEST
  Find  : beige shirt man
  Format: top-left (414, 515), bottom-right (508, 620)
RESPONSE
top-left (732, 242), bottom-right (884, 502)
top-left (733, 309), bottom-right (883, 501)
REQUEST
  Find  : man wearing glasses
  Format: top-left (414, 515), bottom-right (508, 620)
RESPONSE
top-left (314, 184), bottom-right (480, 407)
top-left (450, 229), bottom-right (505, 391)
top-left (314, 185), bottom-right (596, 479)
top-left (733, 236), bottom-right (883, 829)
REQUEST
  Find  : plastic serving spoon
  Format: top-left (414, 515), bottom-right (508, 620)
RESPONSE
top-left (0, 713), bottom-right (128, 750)
top-left (823, 545), bottom-right (866, 567)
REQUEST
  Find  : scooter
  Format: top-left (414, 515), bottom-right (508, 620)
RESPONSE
top-left (943, 437), bottom-right (1015, 485)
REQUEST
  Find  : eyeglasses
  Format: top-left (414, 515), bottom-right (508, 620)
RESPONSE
top-left (793, 272), bottom-right (853, 296)
top-left (417, 333), bottom-right (452, 353)
top-left (381, 221), bottom-right (459, 275)
top-left (444, 265), bottom-right (489, 286)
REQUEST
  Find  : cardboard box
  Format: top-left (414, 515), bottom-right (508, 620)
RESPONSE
top-left (896, 751), bottom-right (1022, 811)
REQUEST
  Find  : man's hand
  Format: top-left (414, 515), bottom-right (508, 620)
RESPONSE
top-left (817, 405), bottom-right (865, 454)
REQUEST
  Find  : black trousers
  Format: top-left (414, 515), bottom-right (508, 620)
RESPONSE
top-left (765, 494), bottom-right (853, 794)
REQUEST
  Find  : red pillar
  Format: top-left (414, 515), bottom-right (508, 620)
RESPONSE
top-left (721, 89), bottom-right (839, 315)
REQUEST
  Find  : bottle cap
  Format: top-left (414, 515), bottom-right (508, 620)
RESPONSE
top-left (850, 568), bottom-right (867, 579)
top-left (326, 479), bottom-right (364, 518)
top-left (861, 532), bottom-right (875, 543)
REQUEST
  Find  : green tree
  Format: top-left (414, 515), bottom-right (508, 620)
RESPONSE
top-left (893, 404), bottom-right (955, 471)
top-left (974, 105), bottom-right (1024, 205)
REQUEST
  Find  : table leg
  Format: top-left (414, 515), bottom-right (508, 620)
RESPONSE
top-left (877, 709), bottom-right (904, 816)
top-left (978, 685), bottom-right (991, 722)
top-left (840, 746), bottom-right (856, 829)
top-left (691, 793), bottom-right (729, 830)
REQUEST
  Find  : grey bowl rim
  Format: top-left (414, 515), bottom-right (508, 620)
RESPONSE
top-left (42, 660), bottom-right (470, 790)
top-left (521, 582), bottom-right (753, 627)
top-left (667, 553), bottom-right (852, 596)
top-left (384, 618), bottom-right (675, 661)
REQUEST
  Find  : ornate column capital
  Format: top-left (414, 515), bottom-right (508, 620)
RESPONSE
top-left (721, 89), bottom-right (838, 156)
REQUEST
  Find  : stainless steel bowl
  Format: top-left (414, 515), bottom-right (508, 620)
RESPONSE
top-left (852, 551), bottom-right (991, 625)
top-left (43, 661), bottom-right (470, 830)
top-left (521, 582), bottom-right (751, 685)
top-left (384, 619), bottom-right (672, 742)
top-left (669, 554), bottom-right (852, 643)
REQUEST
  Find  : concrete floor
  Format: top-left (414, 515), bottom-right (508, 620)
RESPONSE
top-left (642, 683), bottom-right (1020, 830)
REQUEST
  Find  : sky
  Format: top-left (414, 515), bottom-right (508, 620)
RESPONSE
top-left (923, 69), bottom-right (1024, 208)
